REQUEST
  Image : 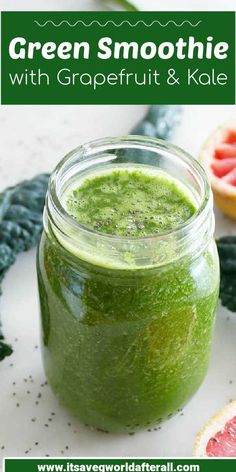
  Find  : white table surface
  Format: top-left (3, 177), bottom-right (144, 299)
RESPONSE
top-left (1, 0), bottom-right (236, 462)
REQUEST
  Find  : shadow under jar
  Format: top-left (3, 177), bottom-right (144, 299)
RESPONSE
top-left (37, 136), bottom-right (219, 433)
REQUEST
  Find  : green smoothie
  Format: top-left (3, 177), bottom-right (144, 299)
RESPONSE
top-left (37, 165), bottom-right (219, 433)
top-left (65, 169), bottom-right (196, 237)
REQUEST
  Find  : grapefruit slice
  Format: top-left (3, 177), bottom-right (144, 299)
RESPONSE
top-left (200, 120), bottom-right (236, 219)
top-left (193, 401), bottom-right (236, 457)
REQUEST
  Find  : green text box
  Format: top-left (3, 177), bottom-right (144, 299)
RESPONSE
top-left (1, 11), bottom-right (235, 104)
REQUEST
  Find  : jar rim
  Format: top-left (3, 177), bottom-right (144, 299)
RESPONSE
top-left (47, 135), bottom-right (212, 244)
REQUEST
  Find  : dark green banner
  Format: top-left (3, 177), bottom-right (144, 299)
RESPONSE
top-left (1, 11), bottom-right (235, 104)
top-left (4, 458), bottom-right (236, 472)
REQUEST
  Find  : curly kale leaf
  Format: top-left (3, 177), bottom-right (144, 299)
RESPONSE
top-left (114, 105), bottom-right (183, 165)
top-left (0, 174), bottom-right (49, 360)
top-left (132, 105), bottom-right (182, 140)
top-left (217, 236), bottom-right (236, 313)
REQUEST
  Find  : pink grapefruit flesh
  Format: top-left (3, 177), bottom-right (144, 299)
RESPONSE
top-left (206, 415), bottom-right (236, 457)
top-left (212, 135), bottom-right (236, 183)
top-left (193, 401), bottom-right (236, 457)
top-left (199, 120), bottom-right (236, 219)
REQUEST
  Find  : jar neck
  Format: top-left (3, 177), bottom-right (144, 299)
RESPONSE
top-left (44, 136), bottom-right (214, 270)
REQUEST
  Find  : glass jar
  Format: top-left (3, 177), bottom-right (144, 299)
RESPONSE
top-left (37, 136), bottom-right (219, 433)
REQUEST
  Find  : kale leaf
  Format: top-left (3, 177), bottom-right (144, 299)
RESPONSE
top-left (217, 236), bottom-right (236, 313)
top-left (0, 174), bottom-right (49, 361)
top-left (132, 105), bottom-right (182, 139)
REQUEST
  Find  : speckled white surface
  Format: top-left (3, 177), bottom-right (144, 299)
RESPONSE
top-left (1, 0), bottom-right (236, 462)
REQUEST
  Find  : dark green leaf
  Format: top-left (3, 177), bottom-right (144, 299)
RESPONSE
top-left (132, 105), bottom-right (182, 140)
top-left (0, 340), bottom-right (13, 361)
top-left (0, 174), bottom-right (49, 361)
top-left (217, 236), bottom-right (236, 312)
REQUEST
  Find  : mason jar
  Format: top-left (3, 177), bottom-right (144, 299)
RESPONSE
top-left (37, 136), bottom-right (219, 433)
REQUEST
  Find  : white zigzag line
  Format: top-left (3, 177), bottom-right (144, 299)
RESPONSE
top-left (34, 19), bottom-right (202, 28)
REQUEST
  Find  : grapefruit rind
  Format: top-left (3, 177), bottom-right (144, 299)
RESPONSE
top-left (193, 400), bottom-right (236, 457)
top-left (199, 119), bottom-right (236, 219)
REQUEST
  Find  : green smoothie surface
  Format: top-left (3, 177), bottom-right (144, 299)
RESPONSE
top-left (64, 168), bottom-right (197, 237)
